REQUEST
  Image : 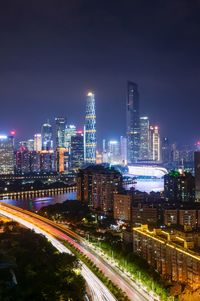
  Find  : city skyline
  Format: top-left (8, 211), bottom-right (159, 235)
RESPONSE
top-left (1, 1), bottom-right (200, 145)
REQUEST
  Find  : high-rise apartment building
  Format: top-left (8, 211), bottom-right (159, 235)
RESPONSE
top-left (34, 134), bottom-right (42, 152)
top-left (70, 131), bottom-right (84, 172)
top-left (55, 117), bottom-right (66, 148)
top-left (84, 92), bottom-right (96, 164)
top-left (139, 116), bottom-right (149, 160)
top-left (126, 81), bottom-right (140, 163)
top-left (41, 121), bottom-right (53, 151)
top-left (164, 171), bottom-right (195, 202)
top-left (77, 165), bottom-right (122, 215)
top-left (0, 135), bottom-right (14, 174)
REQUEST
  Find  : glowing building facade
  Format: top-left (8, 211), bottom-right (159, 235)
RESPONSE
top-left (127, 81), bottom-right (140, 163)
top-left (41, 121), bottom-right (53, 151)
top-left (149, 125), bottom-right (161, 162)
top-left (139, 116), bottom-right (149, 160)
top-left (34, 134), bottom-right (42, 152)
top-left (0, 135), bottom-right (14, 174)
top-left (55, 117), bottom-right (66, 148)
top-left (84, 92), bottom-right (96, 164)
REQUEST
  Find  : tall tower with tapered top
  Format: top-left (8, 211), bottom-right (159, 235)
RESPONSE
top-left (84, 92), bottom-right (96, 164)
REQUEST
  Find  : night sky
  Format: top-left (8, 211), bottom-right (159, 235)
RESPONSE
top-left (0, 0), bottom-right (200, 147)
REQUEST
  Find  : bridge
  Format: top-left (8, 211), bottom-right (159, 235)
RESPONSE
top-left (0, 202), bottom-right (157, 301)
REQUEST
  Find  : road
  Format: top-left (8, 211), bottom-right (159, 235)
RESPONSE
top-left (0, 202), bottom-right (156, 301)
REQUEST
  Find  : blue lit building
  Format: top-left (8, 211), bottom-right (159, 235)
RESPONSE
top-left (55, 117), bottom-right (66, 148)
top-left (84, 92), bottom-right (96, 164)
top-left (41, 121), bottom-right (53, 151)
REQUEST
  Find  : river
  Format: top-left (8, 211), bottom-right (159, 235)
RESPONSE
top-left (0, 191), bottom-right (76, 212)
top-left (0, 179), bottom-right (163, 212)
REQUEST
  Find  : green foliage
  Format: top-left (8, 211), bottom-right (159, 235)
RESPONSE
top-left (63, 241), bottom-right (130, 301)
top-left (90, 234), bottom-right (170, 300)
top-left (0, 225), bottom-right (85, 301)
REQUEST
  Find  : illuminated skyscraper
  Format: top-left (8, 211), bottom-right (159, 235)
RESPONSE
top-left (55, 117), bottom-right (66, 148)
top-left (126, 81), bottom-right (140, 163)
top-left (120, 136), bottom-right (127, 165)
top-left (0, 135), bottom-right (14, 174)
top-left (70, 131), bottom-right (84, 172)
top-left (64, 125), bottom-right (76, 149)
top-left (84, 92), bottom-right (96, 163)
top-left (27, 139), bottom-right (34, 151)
top-left (34, 133), bottom-right (42, 151)
top-left (41, 121), bottom-right (53, 150)
top-left (149, 125), bottom-right (161, 162)
top-left (139, 116), bottom-right (150, 160)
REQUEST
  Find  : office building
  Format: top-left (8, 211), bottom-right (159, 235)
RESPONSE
top-left (0, 135), bottom-right (14, 174)
top-left (70, 131), bottom-right (84, 172)
top-left (139, 116), bottom-right (149, 160)
top-left (40, 150), bottom-right (54, 172)
top-left (120, 136), bottom-right (127, 165)
top-left (15, 147), bottom-right (30, 173)
top-left (77, 165), bottom-right (122, 215)
top-left (56, 147), bottom-right (69, 173)
top-left (84, 92), bottom-right (96, 164)
top-left (27, 139), bottom-right (34, 151)
top-left (64, 124), bottom-right (76, 149)
top-left (161, 137), bottom-right (170, 165)
top-left (55, 117), bottom-right (66, 148)
top-left (149, 125), bottom-right (161, 162)
top-left (126, 81), bottom-right (140, 163)
top-left (34, 133), bottom-right (42, 152)
top-left (164, 170), bottom-right (195, 202)
top-left (41, 121), bottom-right (53, 151)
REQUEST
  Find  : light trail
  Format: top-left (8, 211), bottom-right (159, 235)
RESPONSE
top-left (0, 208), bottom-right (116, 301)
top-left (0, 203), bottom-right (157, 301)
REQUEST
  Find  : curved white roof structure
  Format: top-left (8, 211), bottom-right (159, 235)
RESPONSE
top-left (127, 164), bottom-right (168, 178)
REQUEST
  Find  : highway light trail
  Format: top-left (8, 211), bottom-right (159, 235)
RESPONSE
top-left (0, 206), bottom-right (116, 301)
top-left (0, 203), bottom-right (156, 301)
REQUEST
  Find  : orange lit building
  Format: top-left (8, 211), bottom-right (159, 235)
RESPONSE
top-left (133, 225), bottom-right (200, 289)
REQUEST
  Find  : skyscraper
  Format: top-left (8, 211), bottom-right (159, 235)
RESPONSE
top-left (55, 117), bottom-right (66, 148)
top-left (139, 116), bottom-right (150, 160)
top-left (120, 136), bottom-right (127, 165)
top-left (126, 81), bottom-right (140, 164)
top-left (70, 131), bottom-right (84, 172)
top-left (149, 125), bottom-right (161, 162)
top-left (64, 125), bottom-right (76, 149)
top-left (84, 92), bottom-right (96, 164)
top-left (161, 137), bottom-right (170, 164)
top-left (0, 135), bottom-right (14, 174)
top-left (41, 121), bottom-right (53, 151)
top-left (34, 133), bottom-right (42, 152)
